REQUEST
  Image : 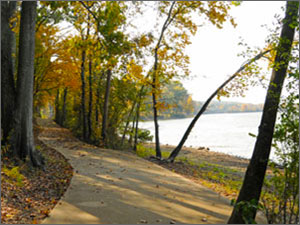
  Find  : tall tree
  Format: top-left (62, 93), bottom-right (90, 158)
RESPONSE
top-left (80, 49), bottom-right (88, 140)
top-left (228, 1), bottom-right (299, 223)
top-left (101, 69), bottom-right (112, 146)
top-left (148, 1), bottom-right (237, 159)
top-left (80, 1), bottom-right (131, 146)
top-left (1, 1), bottom-right (17, 144)
top-left (167, 49), bottom-right (271, 162)
top-left (151, 1), bottom-right (176, 159)
top-left (11, 1), bottom-right (44, 167)
top-left (87, 56), bottom-right (93, 140)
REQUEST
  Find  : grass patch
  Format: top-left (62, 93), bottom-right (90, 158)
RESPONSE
top-left (136, 144), bottom-right (170, 158)
top-left (135, 144), bottom-right (244, 199)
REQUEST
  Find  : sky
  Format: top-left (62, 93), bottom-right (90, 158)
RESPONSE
top-left (182, 1), bottom-right (286, 104)
top-left (58, 1), bottom-right (287, 104)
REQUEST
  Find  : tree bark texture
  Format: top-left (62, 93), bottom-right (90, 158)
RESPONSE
top-left (87, 58), bottom-right (93, 140)
top-left (102, 69), bottom-right (112, 146)
top-left (228, 2), bottom-right (298, 223)
top-left (80, 50), bottom-right (88, 140)
top-left (168, 49), bottom-right (271, 162)
top-left (1, 1), bottom-right (17, 144)
top-left (54, 89), bottom-right (61, 124)
top-left (12, 1), bottom-right (44, 167)
top-left (61, 88), bottom-right (68, 126)
top-left (151, 75), bottom-right (161, 158)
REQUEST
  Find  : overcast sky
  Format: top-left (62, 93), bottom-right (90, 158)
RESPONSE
top-left (58, 1), bottom-right (286, 104)
top-left (183, 1), bottom-right (286, 104)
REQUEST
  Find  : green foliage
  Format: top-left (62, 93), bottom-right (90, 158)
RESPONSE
top-left (2, 166), bottom-right (25, 187)
top-left (235, 199), bottom-right (263, 224)
top-left (1, 144), bottom-right (11, 158)
top-left (261, 33), bottom-right (299, 223)
top-left (136, 144), bottom-right (169, 158)
top-left (141, 80), bottom-right (195, 119)
top-left (136, 144), bottom-right (153, 158)
top-left (261, 95), bottom-right (299, 223)
top-left (137, 128), bottom-right (153, 142)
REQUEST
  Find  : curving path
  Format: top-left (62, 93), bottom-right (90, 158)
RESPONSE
top-left (37, 118), bottom-right (259, 224)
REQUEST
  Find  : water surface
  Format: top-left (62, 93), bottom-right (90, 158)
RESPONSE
top-left (140, 112), bottom-right (276, 160)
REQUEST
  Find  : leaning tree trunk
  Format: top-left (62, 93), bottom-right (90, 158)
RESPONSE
top-left (167, 49), bottom-right (271, 162)
top-left (228, 2), bottom-right (298, 223)
top-left (1, 1), bottom-right (17, 144)
top-left (12, 1), bottom-right (44, 167)
top-left (102, 69), bottom-right (112, 146)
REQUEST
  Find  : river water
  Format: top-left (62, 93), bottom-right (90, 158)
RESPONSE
top-left (139, 112), bottom-right (276, 160)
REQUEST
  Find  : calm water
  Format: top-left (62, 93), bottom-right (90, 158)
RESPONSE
top-left (139, 112), bottom-right (276, 160)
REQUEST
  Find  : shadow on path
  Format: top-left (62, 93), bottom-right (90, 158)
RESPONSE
top-left (38, 119), bottom-right (238, 224)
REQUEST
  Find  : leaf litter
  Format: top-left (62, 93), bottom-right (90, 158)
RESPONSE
top-left (1, 124), bottom-right (73, 224)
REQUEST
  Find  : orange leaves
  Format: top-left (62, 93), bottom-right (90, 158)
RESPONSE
top-left (40, 209), bottom-right (50, 217)
top-left (155, 101), bottom-right (170, 111)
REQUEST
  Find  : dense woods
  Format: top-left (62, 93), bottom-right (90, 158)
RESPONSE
top-left (1, 1), bottom-right (299, 224)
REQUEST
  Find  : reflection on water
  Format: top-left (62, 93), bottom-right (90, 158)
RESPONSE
top-left (139, 112), bottom-right (276, 160)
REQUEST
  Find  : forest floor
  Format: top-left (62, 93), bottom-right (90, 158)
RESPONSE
top-left (1, 124), bottom-right (73, 224)
top-left (1, 119), bottom-right (266, 224)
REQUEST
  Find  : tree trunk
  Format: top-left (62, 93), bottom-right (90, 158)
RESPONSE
top-left (151, 74), bottom-right (162, 159)
top-left (102, 69), bottom-right (112, 146)
top-left (12, 1), bottom-right (44, 167)
top-left (61, 87), bottom-right (68, 126)
top-left (80, 50), bottom-right (88, 140)
top-left (133, 84), bottom-right (148, 151)
top-left (121, 102), bottom-right (136, 147)
top-left (149, 1), bottom-right (176, 159)
top-left (228, 2), bottom-right (298, 223)
top-left (54, 89), bottom-right (60, 124)
top-left (1, 1), bottom-right (17, 144)
top-left (87, 58), bottom-right (93, 140)
top-left (128, 118), bottom-right (136, 146)
top-left (168, 49), bottom-right (271, 162)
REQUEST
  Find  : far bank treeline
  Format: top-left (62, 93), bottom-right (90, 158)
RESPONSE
top-left (140, 80), bottom-right (263, 120)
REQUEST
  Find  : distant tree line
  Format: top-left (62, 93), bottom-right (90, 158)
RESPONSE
top-left (140, 80), bottom-right (263, 120)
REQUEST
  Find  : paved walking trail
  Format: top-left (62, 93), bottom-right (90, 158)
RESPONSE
top-left (37, 119), bottom-right (240, 224)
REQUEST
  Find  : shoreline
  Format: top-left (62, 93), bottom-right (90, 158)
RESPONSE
top-left (140, 110), bottom-right (262, 122)
top-left (143, 142), bottom-right (251, 170)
